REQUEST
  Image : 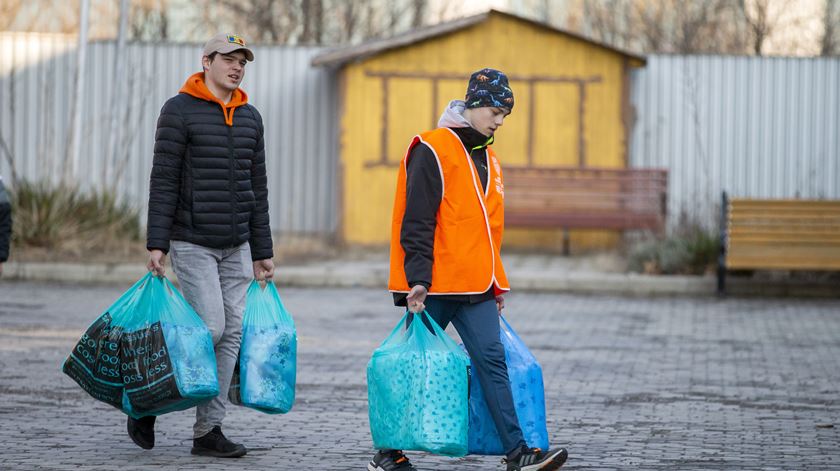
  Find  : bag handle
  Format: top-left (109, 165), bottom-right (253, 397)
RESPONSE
top-left (407, 310), bottom-right (464, 352)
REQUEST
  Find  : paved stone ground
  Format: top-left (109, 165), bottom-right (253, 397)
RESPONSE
top-left (0, 281), bottom-right (838, 470)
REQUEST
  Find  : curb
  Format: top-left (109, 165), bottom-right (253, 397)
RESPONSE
top-left (509, 270), bottom-right (716, 296)
top-left (2, 261), bottom-right (714, 296)
top-left (4, 262), bottom-right (150, 284)
top-left (3, 262), bottom-right (837, 298)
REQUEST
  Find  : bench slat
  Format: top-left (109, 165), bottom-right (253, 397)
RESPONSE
top-left (506, 194), bottom-right (663, 206)
top-left (730, 227), bottom-right (840, 237)
top-left (729, 236), bottom-right (840, 245)
top-left (504, 183), bottom-right (664, 193)
top-left (727, 257), bottom-right (840, 271)
top-left (506, 200), bottom-right (662, 212)
top-left (503, 166), bottom-right (667, 232)
top-left (730, 212), bottom-right (840, 220)
top-left (730, 199), bottom-right (840, 209)
top-left (723, 197), bottom-right (840, 275)
top-left (727, 245), bottom-right (840, 270)
top-left (506, 213), bottom-right (662, 230)
top-left (504, 168), bottom-right (666, 176)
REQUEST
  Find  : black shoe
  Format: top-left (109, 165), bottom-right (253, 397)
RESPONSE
top-left (126, 416), bottom-right (156, 450)
top-left (368, 449), bottom-right (417, 470)
top-left (191, 426), bottom-right (247, 458)
top-left (504, 447), bottom-right (568, 471)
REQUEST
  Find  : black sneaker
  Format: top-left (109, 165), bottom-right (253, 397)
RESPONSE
top-left (368, 449), bottom-right (417, 470)
top-left (504, 447), bottom-right (568, 471)
top-left (126, 416), bottom-right (156, 450)
top-left (191, 426), bottom-right (247, 458)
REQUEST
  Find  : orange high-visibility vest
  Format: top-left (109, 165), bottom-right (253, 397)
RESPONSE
top-left (389, 127), bottom-right (510, 295)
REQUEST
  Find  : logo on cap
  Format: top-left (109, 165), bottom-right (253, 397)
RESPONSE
top-left (227, 35), bottom-right (246, 46)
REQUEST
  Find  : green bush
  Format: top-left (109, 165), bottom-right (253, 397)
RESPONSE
top-left (628, 223), bottom-right (719, 275)
top-left (10, 180), bottom-right (141, 253)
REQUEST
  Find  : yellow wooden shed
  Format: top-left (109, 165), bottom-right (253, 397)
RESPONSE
top-left (313, 9), bottom-right (646, 251)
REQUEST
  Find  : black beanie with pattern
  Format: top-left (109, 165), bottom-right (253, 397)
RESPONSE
top-left (465, 68), bottom-right (514, 111)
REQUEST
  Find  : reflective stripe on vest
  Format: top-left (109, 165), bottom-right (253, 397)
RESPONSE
top-left (388, 127), bottom-right (510, 295)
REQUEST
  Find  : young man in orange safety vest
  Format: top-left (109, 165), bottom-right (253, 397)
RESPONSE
top-left (370, 69), bottom-right (568, 471)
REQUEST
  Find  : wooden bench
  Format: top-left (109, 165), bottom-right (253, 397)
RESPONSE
top-left (717, 192), bottom-right (840, 294)
top-left (503, 166), bottom-right (668, 254)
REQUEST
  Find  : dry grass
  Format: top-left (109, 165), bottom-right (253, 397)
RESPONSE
top-left (10, 180), bottom-right (144, 262)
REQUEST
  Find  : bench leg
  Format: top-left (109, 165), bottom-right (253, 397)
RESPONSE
top-left (717, 264), bottom-right (726, 296)
top-left (562, 228), bottom-right (570, 256)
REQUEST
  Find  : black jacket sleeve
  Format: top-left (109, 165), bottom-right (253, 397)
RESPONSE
top-left (146, 99), bottom-right (187, 253)
top-left (248, 107), bottom-right (274, 261)
top-left (400, 143), bottom-right (443, 289)
top-left (0, 180), bottom-right (10, 262)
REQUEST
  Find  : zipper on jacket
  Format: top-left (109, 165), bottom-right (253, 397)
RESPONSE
top-left (228, 124), bottom-right (236, 246)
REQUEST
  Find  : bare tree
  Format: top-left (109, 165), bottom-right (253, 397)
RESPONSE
top-left (821, 0), bottom-right (840, 55)
top-left (339, 0), bottom-right (363, 43)
top-left (323, 0), bottom-right (421, 44)
top-left (672, 0), bottom-right (729, 52)
top-left (432, 0), bottom-right (464, 24)
top-left (536, 0), bottom-right (553, 23)
top-left (200, 0), bottom-right (309, 44)
top-left (0, 0), bottom-right (27, 30)
top-left (411, 0), bottom-right (428, 28)
top-left (583, 0), bottom-right (635, 50)
top-left (301, 0), bottom-right (324, 44)
top-left (130, 0), bottom-right (170, 41)
top-left (384, 1), bottom-right (405, 36)
top-left (633, 0), bottom-right (670, 52)
top-left (2, 0), bottom-right (79, 33)
top-left (572, 0), bottom-right (750, 54)
top-left (191, 0), bottom-right (422, 46)
top-left (740, 0), bottom-right (817, 56)
top-left (739, 0), bottom-right (774, 54)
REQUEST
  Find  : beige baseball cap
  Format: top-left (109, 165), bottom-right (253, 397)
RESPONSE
top-left (203, 33), bottom-right (254, 62)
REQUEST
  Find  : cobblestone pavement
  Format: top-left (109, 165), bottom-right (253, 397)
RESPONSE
top-left (1, 281), bottom-right (838, 470)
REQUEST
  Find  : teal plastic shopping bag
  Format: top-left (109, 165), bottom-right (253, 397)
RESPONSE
top-left (228, 280), bottom-right (297, 414)
top-left (63, 272), bottom-right (219, 418)
top-left (367, 310), bottom-right (470, 457)
top-left (466, 316), bottom-right (549, 455)
top-left (61, 275), bottom-right (148, 410)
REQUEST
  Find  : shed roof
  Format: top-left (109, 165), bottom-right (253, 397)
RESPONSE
top-left (311, 9), bottom-right (646, 68)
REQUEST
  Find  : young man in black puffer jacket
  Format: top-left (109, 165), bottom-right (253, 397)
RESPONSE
top-left (139, 33), bottom-right (274, 458)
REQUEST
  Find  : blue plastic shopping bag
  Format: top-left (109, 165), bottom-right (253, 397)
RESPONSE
top-left (367, 310), bottom-right (470, 457)
top-left (63, 272), bottom-right (219, 418)
top-left (467, 316), bottom-right (549, 455)
top-left (228, 280), bottom-right (297, 414)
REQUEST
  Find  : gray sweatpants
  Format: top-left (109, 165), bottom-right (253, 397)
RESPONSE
top-left (169, 240), bottom-right (252, 438)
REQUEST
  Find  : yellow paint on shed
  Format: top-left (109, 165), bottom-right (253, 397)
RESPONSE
top-left (326, 10), bottom-right (645, 251)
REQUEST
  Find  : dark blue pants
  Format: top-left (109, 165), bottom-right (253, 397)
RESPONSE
top-left (411, 297), bottom-right (527, 456)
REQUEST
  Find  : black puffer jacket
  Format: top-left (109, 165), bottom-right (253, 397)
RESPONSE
top-left (146, 78), bottom-right (273, 261)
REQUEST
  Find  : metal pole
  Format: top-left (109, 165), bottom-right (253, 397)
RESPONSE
top-left (65, 0), bottom-right (90, 186)
top-left (105, 0), bottom-right (130, 190)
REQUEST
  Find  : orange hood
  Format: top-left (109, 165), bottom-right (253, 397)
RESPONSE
top-left (179, 72), bottom-right (248, 126)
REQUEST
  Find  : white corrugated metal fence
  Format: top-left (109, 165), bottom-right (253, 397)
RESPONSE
top-left (630, 55), bottom-right (840, 230)
top-left (0, 33), bottom-right (338, 236)
top-left (3, 36), bottom-right (838, 238)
